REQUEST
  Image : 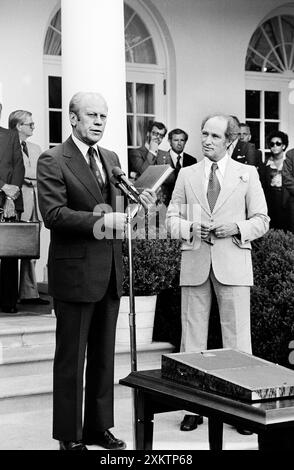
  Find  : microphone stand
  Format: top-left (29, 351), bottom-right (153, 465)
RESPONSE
top-left (112, 179), bottom-right (140, 449)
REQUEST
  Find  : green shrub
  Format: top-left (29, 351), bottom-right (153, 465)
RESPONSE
top-left (251, 229), bottom-right (294, 367)
top-left (122, 232), bottom-right (181, 296)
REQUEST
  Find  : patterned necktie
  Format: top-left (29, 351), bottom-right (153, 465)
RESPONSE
top-left (21, 141), bottom-right (29, 157)
top-left (87, 146), bottom-right (104, 190)
top-left (207, 162), bottom-right (221, 212)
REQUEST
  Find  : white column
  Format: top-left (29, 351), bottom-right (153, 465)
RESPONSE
top-left (61, 0), bottom-right (127, 170)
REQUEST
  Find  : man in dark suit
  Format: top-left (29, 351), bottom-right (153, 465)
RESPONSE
top-left (161, 128), bottom-right (197, 205)
top-left (37, 92), bottom-right (154, 451)
top-left (128, 120), bottom-right (168, 176)
top-left (0, 102), bottom-right (25, 313)
top-left (229, 118), bottom-right (262, 170)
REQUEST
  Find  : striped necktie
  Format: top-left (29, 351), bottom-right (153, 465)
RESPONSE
top-left (21, 141), bottom-right (29, 157)
top-left (87, 146), bottom-right (104, 190)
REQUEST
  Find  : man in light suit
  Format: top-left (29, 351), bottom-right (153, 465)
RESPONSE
top-left (167, 114), bottom-right (269, 433)
top-left (128, 120), bottom-right (168, 176)
top-left (0, 103), bottom-right (25, 313)
top-left (8, 109), bottom-right (50, 305)
top-left (37, 92), bottom-right (154, 451)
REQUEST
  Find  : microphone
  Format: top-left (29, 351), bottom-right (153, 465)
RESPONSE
top-left (111, 167), bottom-right (148, 210)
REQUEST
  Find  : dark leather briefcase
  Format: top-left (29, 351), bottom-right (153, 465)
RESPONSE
top-left (0, 184), bottom-right (41, 259)
top-left (0, 221), bottom-right (40, 258)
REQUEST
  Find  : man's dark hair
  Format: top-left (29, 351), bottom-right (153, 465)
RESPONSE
top-left (147, 120), bottom-right (167, 136)
top-left (267, 130), bottom-right (289, 150)
top-left (168, 128), bottom-right (188, 142)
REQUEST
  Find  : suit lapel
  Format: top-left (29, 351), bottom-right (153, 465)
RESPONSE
top-left (63, 137), bottom-right (104, 203)
top-left (98, 146), bottom-right (120, 209)
top-left (187, 160), bottom-right (211, 215)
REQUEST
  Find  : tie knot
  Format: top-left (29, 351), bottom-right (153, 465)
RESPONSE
top-left (88, 146), bottom-right (95, 158)
top-left (22, 141), bottom-right (29, 156)
top-left (211, 162), bottom-right (218, 172)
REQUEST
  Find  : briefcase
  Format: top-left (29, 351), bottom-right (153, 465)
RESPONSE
top-left (0, 185), bottom-right (41, 259)
top-left (0, 221), bottom-right (40, 258)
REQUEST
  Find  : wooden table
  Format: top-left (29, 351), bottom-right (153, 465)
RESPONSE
top-left (119, 369), bottom-right (294, 450)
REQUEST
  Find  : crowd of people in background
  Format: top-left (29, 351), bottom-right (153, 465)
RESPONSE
top-left (128, 116), bottom-right (294, 235)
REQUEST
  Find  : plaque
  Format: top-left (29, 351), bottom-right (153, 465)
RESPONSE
top-left (161, 348), bottom-right (294, 401)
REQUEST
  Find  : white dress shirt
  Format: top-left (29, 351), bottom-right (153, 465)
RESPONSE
top-left (170, 149), bottom-right (183, 168)
top-left (72, 133), bottom-right (105, 182)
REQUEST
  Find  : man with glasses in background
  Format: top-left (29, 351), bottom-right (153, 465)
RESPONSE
top-left (0, 103), bottom-right (24, 313)
top-left (8, 110), bottom-right (50, 306)
top-left (128, 120), bottom-right (168, 177)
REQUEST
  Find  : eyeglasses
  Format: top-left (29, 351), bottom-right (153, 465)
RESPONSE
top-left (22, 122), bottom-right (35, 128)
top-left (270, 141), bottom-right (282, 148)
top-left (151, 131), bottom-right (165, 139)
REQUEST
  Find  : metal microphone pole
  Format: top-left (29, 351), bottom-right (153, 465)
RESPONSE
top-left (111, 178), bottom-right (140, 448)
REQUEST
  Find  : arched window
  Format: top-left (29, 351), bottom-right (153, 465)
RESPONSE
top-left (43, 4), bottom-right (166, 150)
top-left (246, 15), bottom-right (294, 73)
top-left (245, 15), bottom-right (294, 157)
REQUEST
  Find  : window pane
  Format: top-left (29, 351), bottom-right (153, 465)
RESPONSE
top-left (136, 116), bottom-right (154, 147)
top-left (246, 90), bottom-right (260, 118)
top-left (136, 84), bottom-right (154, 114)
top-left (265, 122), bottom-right (279, 146)
top-left (265, 91), bottom-right (279, 119)
top-left (247, 121), bottom-right (260, 149)
top-left (49, 111), bottom-right (62, 144)
top-left (49, 76), bottom-right (62, 109)
top-left (124, 5), bottom-right (156, 64)
top-left (126, 82), bottom-right (133, 113)
top-left (127, 116), bottom-right (133, 146)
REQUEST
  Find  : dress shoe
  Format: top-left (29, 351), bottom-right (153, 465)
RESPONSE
top-left (84, 430), bottom-right (126, 450)
top-left (1, 306), bottom-right (18, 313)
top-left (59, 440), bottom-right (88, 450)
top-left (236, 427), bottom-right (253, 435)
top-left (20, 298), bottom-right (50, 305)
top-left (180, 414), bottom-right (204, 431)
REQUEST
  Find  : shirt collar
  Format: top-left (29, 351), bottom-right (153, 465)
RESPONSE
top-left (72, 133), bottom-right (99, 158)
top-left (204, 152), bottom-right (229, 178)
top-left (170, 149), bottom-right (183, 164)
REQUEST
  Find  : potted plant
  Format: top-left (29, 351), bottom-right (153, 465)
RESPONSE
top-left (116, 228), bottom-right (181, 345)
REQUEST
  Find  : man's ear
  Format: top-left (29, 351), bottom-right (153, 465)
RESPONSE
top-left (69, 112), bottom-right (77, 127)
top-left (16, 122), bottom-right (22, 133)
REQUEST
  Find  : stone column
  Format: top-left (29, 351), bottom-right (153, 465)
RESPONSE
top-left (61, 0), bottom-right (127, 169)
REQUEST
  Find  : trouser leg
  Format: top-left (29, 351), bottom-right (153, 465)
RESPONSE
top-left (181, 281), bottom-right (212, 352)
top-left (83, 290), bottom-right (120, 437)
top-left (210, 270), bottom-right (252, 354)
top-left (0, 258), bottom-right (19, 308)
top-left (52, 300), bottom-right (93, 441)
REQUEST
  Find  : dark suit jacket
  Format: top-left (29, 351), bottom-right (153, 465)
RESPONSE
top-left (283, 149), bottom-right (294, 197)
top-left (37, 136), bottom-right (123, 302)
top-left (128, 145), bottom-right (169, 176)
top-left (160, 151), bottom-right (197, 205)
top-left (231, 140), bottom-right (262, 169)
top-left (0, 126), bottom-right (25, 212)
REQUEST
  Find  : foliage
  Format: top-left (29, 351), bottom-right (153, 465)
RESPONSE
top-left (251, 229), bottom-right (294, 367)
top-left (122, 229), bottom-right (181, 296)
